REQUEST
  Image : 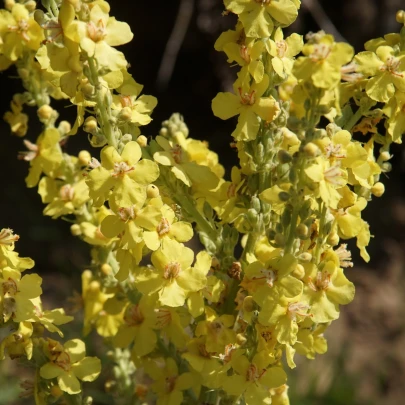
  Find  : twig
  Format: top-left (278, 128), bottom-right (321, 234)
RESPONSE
top-left (156, 0), bottom-right (194, 91)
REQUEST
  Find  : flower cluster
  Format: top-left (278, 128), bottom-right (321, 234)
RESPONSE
top-left (1, 0), bottom-right (405, 404)
top-left (0, 228), bottom-right (100, 402)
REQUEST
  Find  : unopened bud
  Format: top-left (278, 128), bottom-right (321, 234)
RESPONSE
top-left (274, 233), bottom-right (285, 247)
top-left (278, 150), bottom-right (292, 163)
top-left (247, 208), bottom-right (259, 227)
top-left (303, 142), bottom-right (320, 157)
top-left (236, 333), bottom-right (247, 345)
top-left (24, 1), bottom-right (36, 11)
top-left (292, 263), bottom-right (305, 279)
top-left (84, 116), bottom-right (98, 134)
top-left (327, 232), bottom-right (339, 246)
top-left (70, 224), bottom-right (82, 236)
top-left (4, 0), bottom-right (15, 10)
top-left (37, 105), bottom-right (54, 121)
top-left (381, 162), bottom-right (392, 173)
top-left (266, 229), bottom-right (276, 241)
top-left (121, 134), bottom-right (132, 144)
top-left (379, 151), bottom-right (391, 161)
top-left (146, 184), bottom-right (160, 198)
top-left (58, 120), bottom-right (71, 135)
top-left (159, 127), bottom-right (168, 137)
top-left (137, 135), bottom-right (148, 147)
top-left (298, 252), bottom-right (312, 262)
top-left (78, 150), bottom-right (91, 165)
top-left (396, 10), bottom-right (405, 24)
top-left (81, 82), bottom-right (95, 98)
top-left (296, 223), bottom-right (309, 239)
top-left (101, 263), bottom-right (112, 276)
top-left (50, 385), bottom-right (63, 398)
top-left (89, 280), bottom-right (100, 293)
top-left (278, 191), bottom-right (290, 202)
top-left (371, 181), bottom-right (385, 197)
top-left (243, 296), bottom-right (256, 313)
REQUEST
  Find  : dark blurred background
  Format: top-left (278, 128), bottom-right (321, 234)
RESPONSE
top-left (1, 0), bottom-right (405, 404)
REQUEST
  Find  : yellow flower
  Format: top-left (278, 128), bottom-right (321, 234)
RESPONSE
top-left (0, 4), bottom-right (43, 65)
top-left (144, 357), bottom-right (195, 405)
top-left (19, 128), bottom-right (63, 188)
top-left (266, 28), bottom-right (303, 79)
top-left (222, 352), bottom-right (287, 405)
top-left (86, 141), bottom-right (159, 207)
top-left (0, 268), bottom-right (42, 323)
top-left (212, 74), bottom-right (280, 141)
top-left (224, 0), bottom-right (299, 38)
top-left (112, 296), bottom-right (157, 357)
top-left (40, 339), bottom-right (101, 395)
top-left (64, 3), bottom-right (133, 71)
top-left (215, 23), bottom-right (265, 83)
top-left (143, 202), bottom-right (193, 251)
top-left (302, 261), bottom-right (355, 323)
top-left (0, 321), bottom-right (33, 360)
top-left (195, 307), bottom-right (236, 353)
top-left (135, 239), bottom-right (208, 307)
top-left (355, 45), bottom-right (405, 102)
top-left (293, 34), bottom-right (354, 89)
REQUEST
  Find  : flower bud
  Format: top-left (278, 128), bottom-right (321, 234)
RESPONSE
top-left (78, 150), bottom-right (91, 165)
top-left (81, 82), bottom-right (95, 98)
top-left (58, 120), bottom-right (71, 135)
top-left (236, 333), bottom-right (247, 345)
top-left (159, 127), bottom-right (168, 137)
top-left (50, 385), bottom-right (63, 399)
top-left (146, 184), bottom-right (160, 198)
top-left (4, 0), bottom-right (15, 10)
top-left (379, 151), bottom-right (391, 161)
top-left (298, 252), bottom-right (312, 262)
top-left (371, 182), bottom-right (385, 197)
top-left (266, 229), bottom-right (276, 241)
top-left (381, 162), bottom-right (392, 173)
top-left (303, 142), bottom-right (320, 157)
top-left (247, 208), bottom-right (259, 227)
top-left (288, 167), bottom-right (297, 183)
top-left (296, 223), bottom-right (309, 239)
top-left (251, 196), bottom-right (261, 213)
top-left (89, 280), bottom-right (101, 293)
top-left (101, 263), bottom-right (112, 276)
top-left (37, 105), bottom-right (54, 121)
top-left (84, 116), bottom-right (98, 134)
top-left (274, 233), bottom-right (285, 247)
top-left (327, 231), bottom-right (339, 246)
top-left (243, 296), bottom-right (256, 313)
top-left (70, 224), bottom-right (82, 236)
top-left (137, 135), bottom-right (148, 147)
top-left (121, 134), bottom-right (132, 144)
top-left (292, 263), bottom-right (305, 279)
top-left (24, 1), bottom-right (36, 11)
top-left (396, 10), bottom-right (405, 24)
top-left (278, 149), bottom-right (292, 164)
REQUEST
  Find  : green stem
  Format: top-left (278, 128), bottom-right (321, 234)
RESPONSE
top-left (285, 206), bottom-right (299, 255)
top-left (87, 57), bottom-right (118, 149)
top-left (313, 202), bottom-right (327, 264)
top-left (175, 193), bottom-right (218, 243)
top-left (343, 107), bottom-right (369, 132)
